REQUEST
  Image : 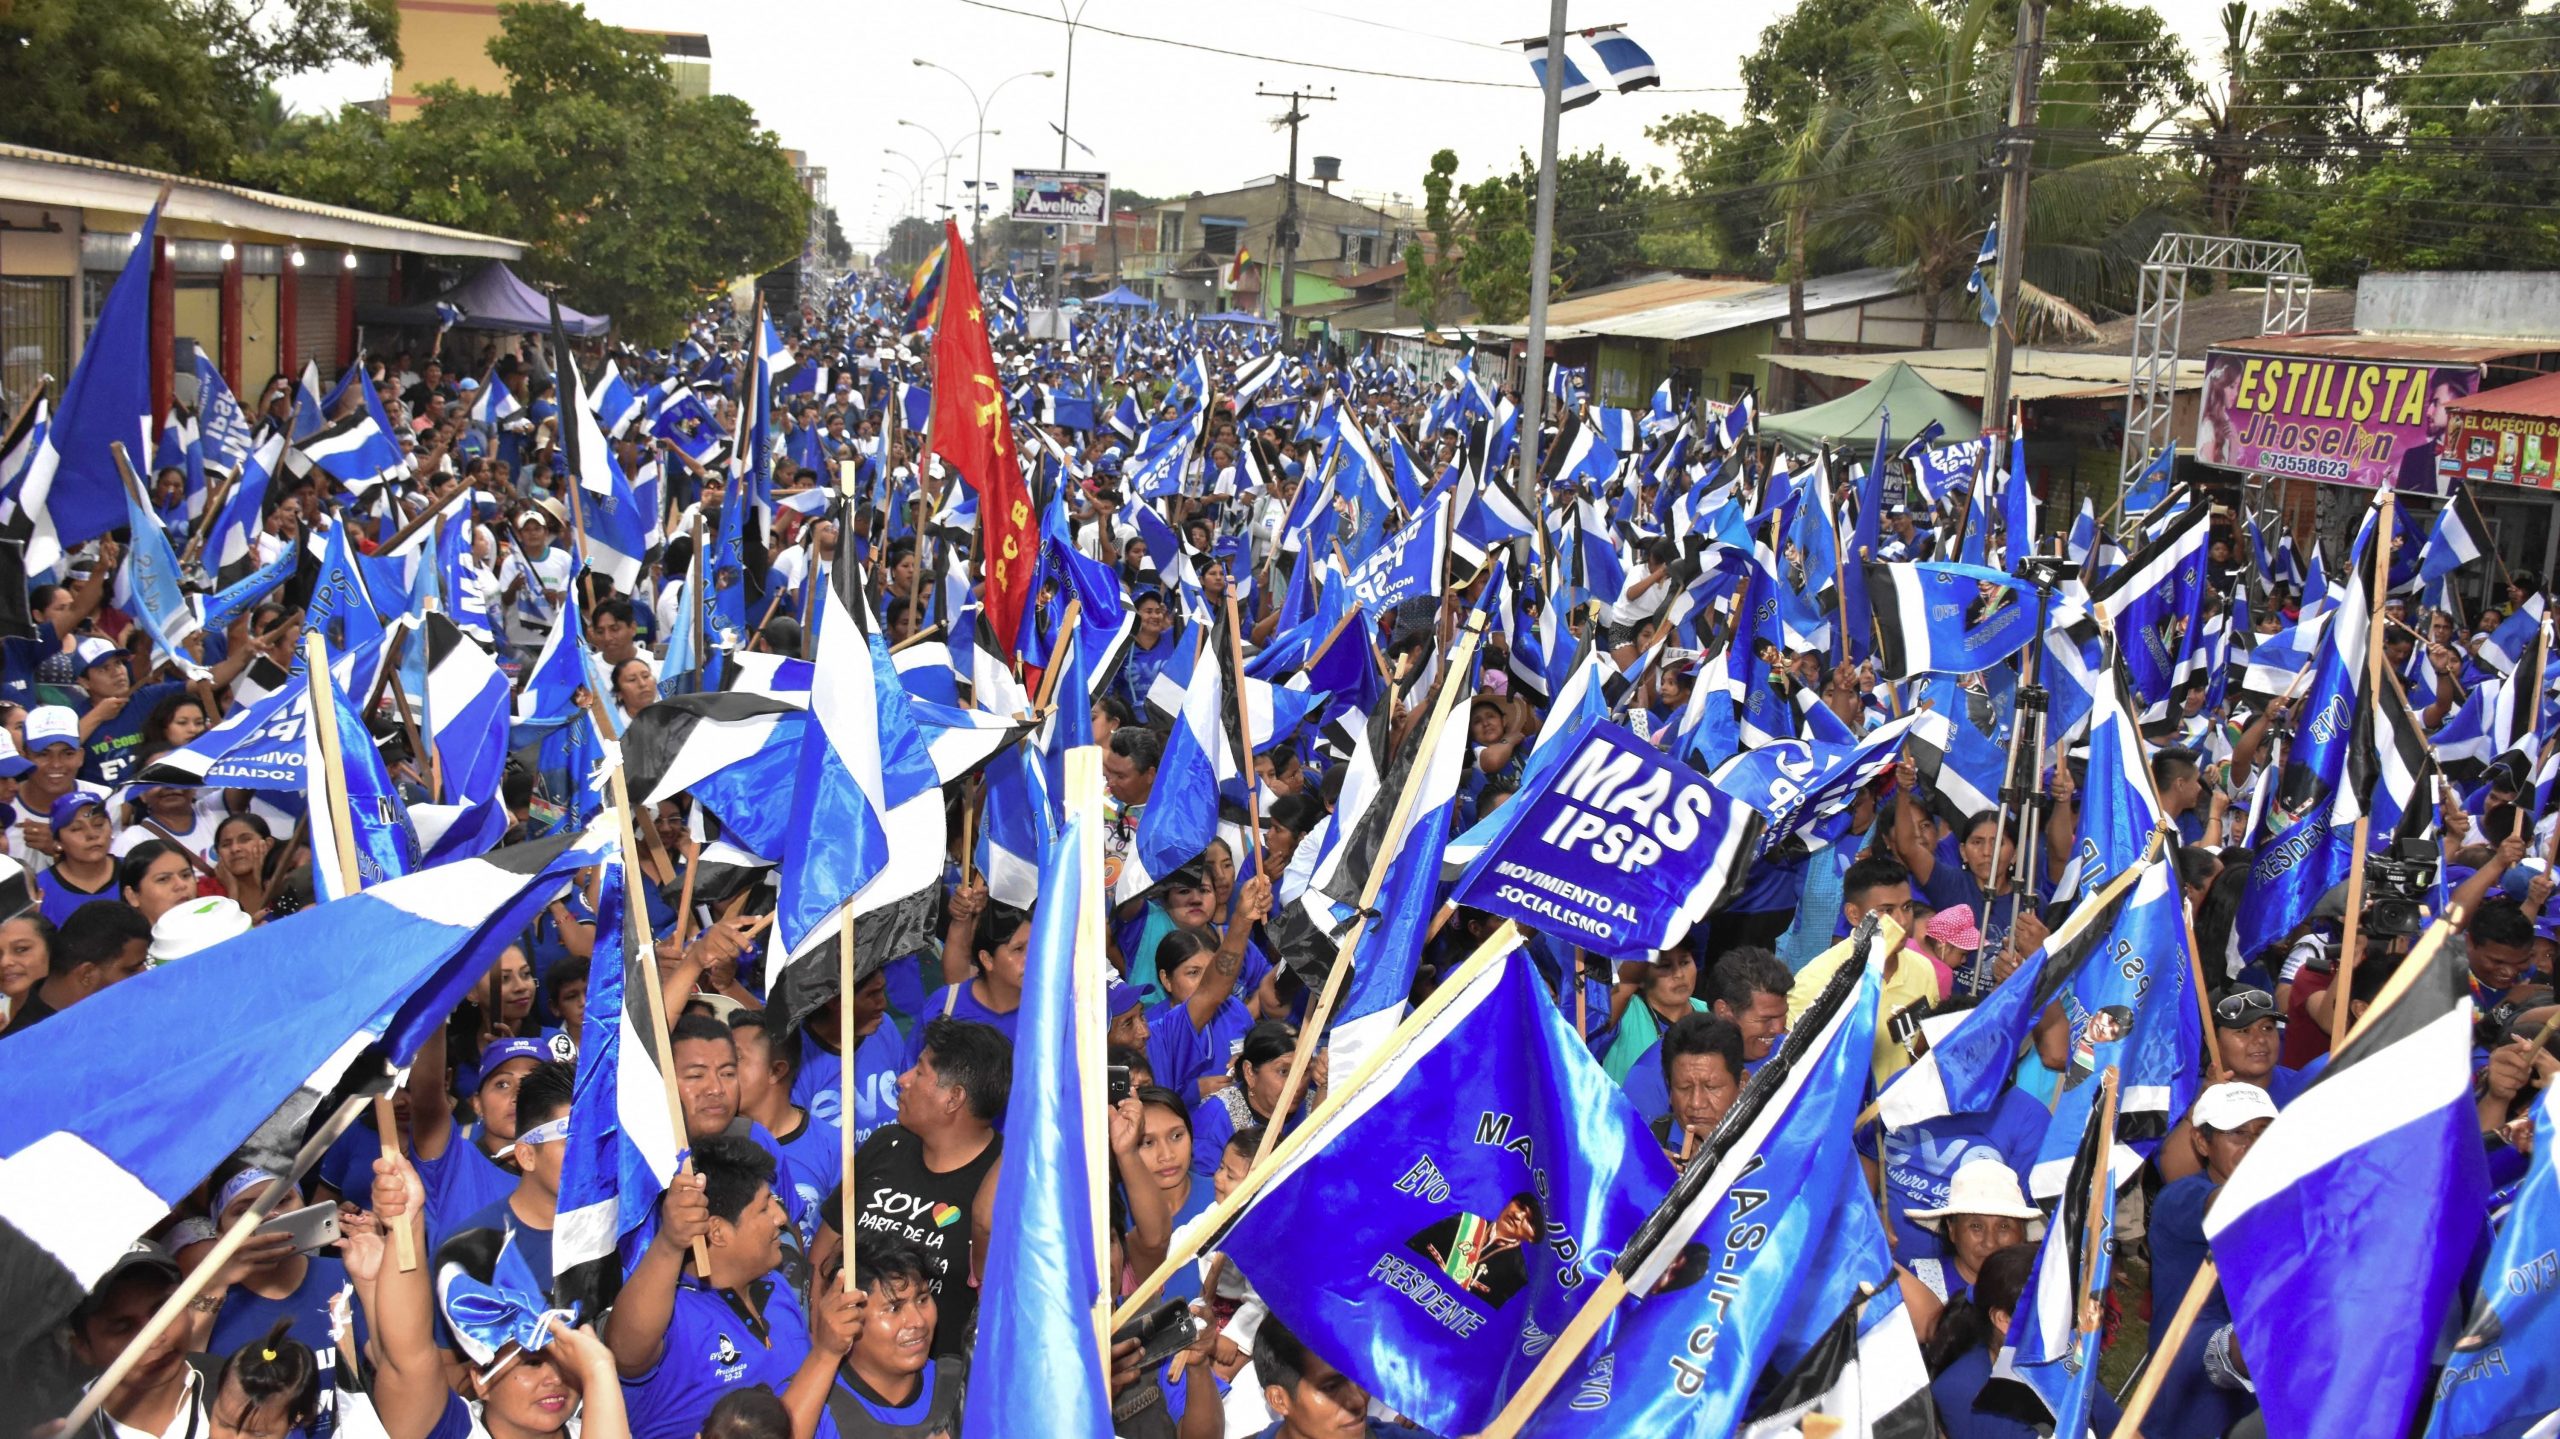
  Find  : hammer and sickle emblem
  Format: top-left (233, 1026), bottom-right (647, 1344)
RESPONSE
top-left (970, 374), bottom-right (1003, 430)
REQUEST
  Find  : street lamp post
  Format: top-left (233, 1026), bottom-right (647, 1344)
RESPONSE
top-left (899, 120), bottom-right (1000, 217)
top-left (1056, 0), bottom-right (1094, 169)
top-left (912, 59), bottom-right (1054, 261)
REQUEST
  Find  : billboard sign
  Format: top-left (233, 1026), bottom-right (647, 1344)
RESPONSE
top-left (2452, 408), bottom-right (2560, 489)
top-left (1010, 169), bottom-right (1110, 226)
top-left (2196, 349), bottom-right (2478, 489)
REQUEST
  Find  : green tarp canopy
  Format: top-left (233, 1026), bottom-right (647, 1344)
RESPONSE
top-left (1758, 360), bottom-right (1980, 452)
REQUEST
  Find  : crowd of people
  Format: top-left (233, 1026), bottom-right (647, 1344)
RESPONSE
top-left (5, 231), bottom-right (2555, 1439)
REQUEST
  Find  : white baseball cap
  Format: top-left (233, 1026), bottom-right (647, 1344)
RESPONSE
top-left (25, 705), bottom-right (81, 753)
top-left (2191, 1081), bottom-right (2280, 1133)
top-left (72, 636), bottom-right (120, 671)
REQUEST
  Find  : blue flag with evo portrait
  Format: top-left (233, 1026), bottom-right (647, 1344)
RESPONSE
top-left (1219, 945), bottom-right (1673, 1437)
top-left (1450, 718), bottom-right (1758, 960)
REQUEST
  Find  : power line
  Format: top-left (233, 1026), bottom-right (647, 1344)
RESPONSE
top-left (948, 0), bottom-right (1743, 92)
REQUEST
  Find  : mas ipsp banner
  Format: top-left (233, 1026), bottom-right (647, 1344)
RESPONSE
top-left (2196, 349), bottom-right (2477, 489)
top-left (1010, 169), bottom-right (1109, 226)
top-left (1450, 718), bottom-right (1756, 959)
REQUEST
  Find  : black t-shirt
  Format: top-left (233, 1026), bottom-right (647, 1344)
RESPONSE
top-left (820, 1125), bottom-right (1001, 1356)
top-left (823, 1354), bottom-right (969, 1439)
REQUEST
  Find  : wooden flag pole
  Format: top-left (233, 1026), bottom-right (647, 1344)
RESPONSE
top-left (1112, 920), bottom-right (1526, 1328)
top-left (2076, 1069), bottom-right (2121, 1340)
top-left (2109, 1257), bottom-right (2219, 1439)
top-left (837, 900), bottom-right (860, 1292)
top-left (1246, 616), bottom-right (1486, 1177)
top-left (1223, 589), bottom-right (1264, 872)
top-left (56, 1088), bottom-right (379, 1436)
top-left (602, 759), bottom-right (715, 1282)
top-left (1030, 600), bottom-right (1084, 714)
top-left (302, 630), bottom-right (421, 1275)
top-left (1851, 838), bottom-right (2162, 1131)
top-left (2332, 489), bottom-right (2395, 1058)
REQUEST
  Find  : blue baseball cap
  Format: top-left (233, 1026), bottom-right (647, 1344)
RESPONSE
top-left (48, 792), bottom-right (105, 834)
top-left (1106, 975), bottom-right (1144, 1019)
top-left (469, 1036), bottom-right (549, 1093)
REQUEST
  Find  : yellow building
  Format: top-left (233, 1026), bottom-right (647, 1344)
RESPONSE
top-left (391, 0), bottom-right (710, 116)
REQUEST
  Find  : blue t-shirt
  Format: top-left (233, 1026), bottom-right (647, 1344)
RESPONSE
top-left (909, 983), bottom-right (1019, 1062)
top-left (35, 864), bottom-right (116, 927)
top-left (618, 1272), bottom-right (833, 1439)
top-left (2145, 1173), bottom-right (2252, 1439)
top-left (83, 680), bottom-right (188, 786)
top-left (767, 1108), bottom-right (845, 1245)
top-left (211, 1256), bottom-right (350, 1437)
top-left (1153, 1178), bottom-right (1218, 1305)
top-left (455, 1196), bottom-right (553, 1298)
top-left (1144, 994), bottom-right (1253, 1099)
top-left (1931, 1343), bottom-right (2123, 1439)
top-left (793, 1020), bottom-right (908, 1147)
top-left (416, 1127), bottom-right (521, 1245)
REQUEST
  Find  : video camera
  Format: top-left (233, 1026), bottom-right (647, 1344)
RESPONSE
top-left (2361, 835), bottom-right (2440, 938)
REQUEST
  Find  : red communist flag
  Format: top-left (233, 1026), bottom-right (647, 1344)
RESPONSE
top-left (925, 220), bottom-right (1034, 657)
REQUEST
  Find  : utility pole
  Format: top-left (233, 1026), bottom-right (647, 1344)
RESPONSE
top-left (1981, 0), bottom-right (2048, 433)
top-left (1256, 85), bottom-right (1333, 338)
top-left (1514, 0), bottom-right (1571, 493)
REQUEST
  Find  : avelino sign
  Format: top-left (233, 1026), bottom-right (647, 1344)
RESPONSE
top-left (2196, 349), bottom-right (2478, 489)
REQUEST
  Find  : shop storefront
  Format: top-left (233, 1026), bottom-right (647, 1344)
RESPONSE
top-left (2196, 332), bottom-right (2560, 585)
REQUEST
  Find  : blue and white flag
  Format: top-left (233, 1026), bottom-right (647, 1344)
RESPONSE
top-left (2426, 1084), bottom-right (2558, 1439)
top-left (554, 859), bottom-right (682, 1316)
top-left (0, 824), bottom-right (607, 1349)
top-left (406, 614), bottom-right (514, 866)
top-left (1877, 858), bottom-right (2151, 1130)
top-left (2239, 505), bottom-right (2377, 960)
top-left (2419, 487), bottom-right (2487, 612)
top-left (1118, 631), bottom-right (1232, 901)
top-left (2206, 929), bottom-right (2490, 1439)
top-left (472, 367), bottom-right (523, 428)
top-left (976, 741), bottom-right (1054, 909)
top-left (11, 205), bottom-right (160, 575)
top-left (1343, 483), bottom-right (1452, 620)
top-left (1986, 1063), bottom-right (2123, 1438)
top-left (587, 359), bottom-right (646, 440)
top-left (1450, 717), bottom-right (1758, 959)
top-left (1582, 26), bottom-right (1660, 91)
top-left (1968, 223), bottom-right (2000, 327)
top-left (192, 354), bottom-right (256, 481)
top-left (2052, 657), bottom-right (2167, 905)
top-left (1223, 941), bottom-right (1673, 1437)
top-left (1521, 931), bottom-right (1884, 1439)
top-left (962, 782), bottom-right (1113, 1439)
top-left (118, 468), bottom-right (205, 677)
top-left (1714, 711), bottom-right (1921, 855)
top-left (2091, 500), bottom-right (2211, 715)
top-left (1865, 561), bottom-right (2039, 678)
top-left (774, 576), bottom-right (894, 951)
top-left (303, 363), bottom-right (408, 489)
top-left (307, 658), bottom-right (422, 901)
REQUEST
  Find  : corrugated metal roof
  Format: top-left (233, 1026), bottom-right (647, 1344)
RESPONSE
top-left (1766, 345), bottom-right (2205, 400)
top-left (2209, 331), bottom-right (2545, 365)
top-left (2449, 368), bottom-right (2560, 419)
top-left (1599, 266), bottom-right (1911, 341)
top-left (1469, 266), bottom-right (1912, 342)
top-left (0, 142), bottom-right (524, 259)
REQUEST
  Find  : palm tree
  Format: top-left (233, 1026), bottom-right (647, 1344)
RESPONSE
top-left (1820, 0), bottom-right (2190, 340)
top-left (2186, 3), bottom-right (2281, 235)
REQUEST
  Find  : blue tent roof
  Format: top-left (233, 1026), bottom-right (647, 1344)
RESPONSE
top-left (1087, 285), bottom-right (1156, 309)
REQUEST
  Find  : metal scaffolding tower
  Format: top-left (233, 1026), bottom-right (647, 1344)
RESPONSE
top-left (2118, 233), bottom-right (2314, 492)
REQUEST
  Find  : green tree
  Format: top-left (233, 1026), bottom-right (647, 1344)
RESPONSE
top-left (246, 2), bottom-right (804, 340)
top-left (1453, 174), bottom-right (1546, 325)
top-left (0, 0), bottom-right (396, 176)
top-left (1512, 147), bottom-right (1652, 292)
top-left (1400, 149), bottom-right (1464, 331)
top-left (884, 216), bottom-right (943, 272)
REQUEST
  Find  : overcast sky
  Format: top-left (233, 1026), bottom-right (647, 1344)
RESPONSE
top-left (276, 0), bottom-right (2238, 251)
